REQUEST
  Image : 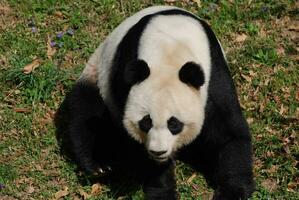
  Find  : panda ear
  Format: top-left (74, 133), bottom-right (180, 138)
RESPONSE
top-left (179, 62), bottom-right (205, 89)
top-left (124, 59), bottom-right (150, 85)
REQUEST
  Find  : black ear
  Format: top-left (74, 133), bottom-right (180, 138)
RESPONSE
top-left (179, 62), bottom-right (205, 89)
top-left (124, 59), bottom-right (150, 85)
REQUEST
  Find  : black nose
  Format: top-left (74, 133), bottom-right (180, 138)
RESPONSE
top-left (149, 150), bottom-right (167, 156)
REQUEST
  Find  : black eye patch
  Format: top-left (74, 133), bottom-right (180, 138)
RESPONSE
top-left (179, 62), bottom-right (205, 89)
top-left (138, 115), bottom-right (152, 133)
top-left (167, 117), bottom-right (184, 135)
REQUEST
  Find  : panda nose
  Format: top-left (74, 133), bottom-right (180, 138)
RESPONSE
top-left (149, 150), bottom-right (167, 156)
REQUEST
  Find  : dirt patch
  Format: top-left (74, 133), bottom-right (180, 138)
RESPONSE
top-left (261, 179), bottom-right (278, 192)
top-left (0, 1), bottom-right (19, 31)
top-left (0, 196), bottom-right (18, 200)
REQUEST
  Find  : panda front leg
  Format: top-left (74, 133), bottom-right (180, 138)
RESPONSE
top-left (213, 136), bottom-right (255, 200)
top-left (60, 80), bottom-right (110, 174)
top-left (143, 159), bottom-right (178, 200)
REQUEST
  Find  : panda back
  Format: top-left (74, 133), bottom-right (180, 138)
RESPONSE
top-left (80, 6), bottom-right (228, 120)
top-left (81, 6), bottom-right (178, 99)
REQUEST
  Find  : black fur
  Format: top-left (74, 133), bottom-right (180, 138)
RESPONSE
top-left (124, 59), bottom-right (150, 86)
top-left (110, 14), bottom-right (154, 119)
top-left (179, 62), bottom-right (205, 89)
top-left (167, 116), bottom-right (184, 135)
top-left (56, 8), bottom-right (254, 200)
top-left (139, 114), bottom-right (153, 133)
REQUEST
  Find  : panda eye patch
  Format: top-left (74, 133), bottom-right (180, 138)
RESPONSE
top-left (167, 117), bottom-right (184, 135)
top-left (138, 115), bottom-right (152, 133)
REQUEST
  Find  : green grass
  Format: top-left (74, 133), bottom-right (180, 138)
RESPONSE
top-left (0, 0), bottom-right (298, 199)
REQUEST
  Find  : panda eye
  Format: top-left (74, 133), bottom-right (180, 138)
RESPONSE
top-left (138, 115), bottom-right (152, 133)
top-left (167, 117), bottom-right (184, 135)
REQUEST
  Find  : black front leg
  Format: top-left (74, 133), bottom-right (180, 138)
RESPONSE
top-left (56, 81), bottom-right (107, 174)
top-left (143, 159), bottom-right (178, 200)
top-left (213, 138), bottom-right (255, 200)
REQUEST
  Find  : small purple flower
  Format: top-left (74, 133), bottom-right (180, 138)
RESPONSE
top-left (56, 32), bottom-right (64, 39)
top-left (66, 28), bottom-right (74, 36)
top-left (0, 183), bottom-right (5, 189)
top-left (50, 41), bottom-right (56, 47)
top-left (31, 27), bottom-right (37, 33)
top-left (58, 42), bottom-right (64, 48)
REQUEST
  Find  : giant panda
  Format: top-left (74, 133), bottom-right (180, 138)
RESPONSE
top-left (56, 5), bottom-right (254, 200)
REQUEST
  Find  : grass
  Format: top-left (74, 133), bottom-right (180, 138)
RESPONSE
top-left (0, 0), bottom-right (298, 199)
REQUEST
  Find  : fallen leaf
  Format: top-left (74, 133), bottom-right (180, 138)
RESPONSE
top-left (253, 87), bottom-right (260, 96)
top-left (54, 186), bottom-right (69, 200)
top-left (267, 165), bottom-right (279, 174)
top-left (273, 95), bottom-right (281, 104)
top-left (91, 183), bottom-right (102, 195)
top-left (192, 0), bottom-right (201, 7)
top-left (264, 78), bottom-right (270, 86)
top-left (73, 196), bottom-right (81, 200)
top-left (164, 0), bottom-right (176, 2)
top-left (254, 158), bottom-right (263, 169)
top-left (241, 74), bottom-right (252, 82)
top-left (261, 179), bottom-right (278, 192)
top-left (187, 173), bottom-right (197, 183)
top-left (259, 29), bottom-right (267, 38)
top-left (296, 90), bottom-right (299, 101)
top-left (276, 46), bottom-right (285, 56)
top-left (248, 70), bottom-right (256, 76)
top-left (63, 52), bottom-right (74, 67)
top-left (266, 151), bottom-right (274, 157)
top-left (279, 104), bottom-right (288, 115)
top-left (191, 183), bottom-right (199, 191)
top-left (47, 34), bottom-right (56, 59)
top-left (78, 188), bottom-right (91, 200)
top-left (259, 99), bottom-right (267, 112)
top-left (287, 182), bottom-right (297, 191)
top-left (14, 108), bottom-right (31, 113)
top-left (290, 54), bottom-right (299, 62)
top-left (283, 145), bottom-right (291, 154)
top-left (0, 195), bottom-right (17, 200)
top-left (54, 11), bottom-right (64, 19)
top-left (23, 58), bottom-right (41, 74)
top-left (288, 21), bottom-right (299, 32)
top-left (27, 185), bottom-right (34, 194)
top-left (246, 118), bottom-right (254, 125)
top-left (235, 33), bottom-right (248, 43)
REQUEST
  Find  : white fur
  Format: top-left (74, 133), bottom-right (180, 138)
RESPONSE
top-left (80, 6), bottom-right (178, 100)
top-left (217, 38), bottom-right (227, 61)
top-left (124, 71), bottom-right (206, 159)
top-left (123, 15), bottom-right (211, 159)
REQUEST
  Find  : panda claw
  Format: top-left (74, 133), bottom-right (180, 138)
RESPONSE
top-left (99, 168), bottom-right (104, 173)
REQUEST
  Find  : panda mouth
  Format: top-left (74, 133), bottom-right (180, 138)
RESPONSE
top-left (150, 155), bottom-right (169, 162)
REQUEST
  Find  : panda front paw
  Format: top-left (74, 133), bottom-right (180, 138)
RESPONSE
top-left (92, 165), bottom-right (112, 176)
top-left (81, 161), bottom-right (112, 176)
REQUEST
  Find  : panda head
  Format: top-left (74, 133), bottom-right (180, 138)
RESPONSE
top-left (123, 59), bottom-right (206, 162)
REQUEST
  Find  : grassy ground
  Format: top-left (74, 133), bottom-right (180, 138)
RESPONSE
top-left (0, 0), bottom-right (298, 199)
